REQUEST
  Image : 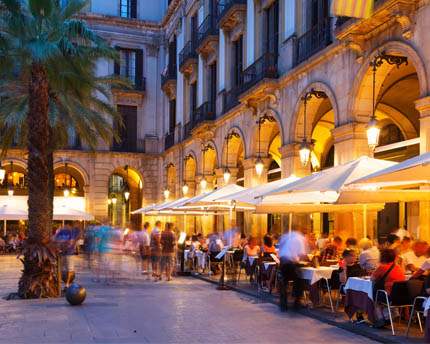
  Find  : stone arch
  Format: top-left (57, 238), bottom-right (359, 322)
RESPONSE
top-left (222, 125), bottom-right (247, 167)
top-left (184, 150), bottom-right (197, 181)
top-left (53, 160), bottom-right (90, 187)
top-left (251, 107), bottom-right (284, 159)
top-left (202, 139), bottom-right (218, 175)
top-left (349, 40), bottom-right (427, 124)
top-left (290, 81), bottom-right (340, 143)
top-left (2, 158), bottom-right (27, 171)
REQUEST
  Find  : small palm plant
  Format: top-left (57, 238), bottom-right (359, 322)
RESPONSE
top-left (0, 0), bottom-right (128, 298)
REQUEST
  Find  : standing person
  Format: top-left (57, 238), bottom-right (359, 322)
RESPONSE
top-left (151, 221), bottom-right (162, 280)
top-left (278, 229), bottom-right (308, 311)
top-left (55, 224), bottom-right (78, 291)
top-left (160, 222), bottom-right (177, 281)
top-left (141, 222), bottom-right (151, 279)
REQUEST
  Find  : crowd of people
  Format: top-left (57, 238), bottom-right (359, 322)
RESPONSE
top-left (0, 232), bottom-right (25, 253)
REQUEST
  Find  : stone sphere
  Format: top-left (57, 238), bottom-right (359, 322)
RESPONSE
top-left (61, 270), bottom-right (75, 283)
top-left (66, 284), bottom-right (86, 305)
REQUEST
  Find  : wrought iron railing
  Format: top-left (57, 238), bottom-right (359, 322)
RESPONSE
top-left (222, 87), bottom-right (240, 113)
top-left (197, 15), bottom-right (218, 47)
top-left (217, 0), bottom-right (246, 24)
top-left (164, 132), bottom-right (174, 150)
top-left (179, 40), bottom-right (198, 69)
top-left (161, 64), bottom-right (177, 87)
top-left (113, 76), bottom-right (146, 91)
top-left (241, 52), bottom-right (278, 93)
top-left (295, 17), bottom-right (332, 66)
top-left (184, 121), bottom-right (192, 140)
top-left (193, 101), bottom-right (216, 124)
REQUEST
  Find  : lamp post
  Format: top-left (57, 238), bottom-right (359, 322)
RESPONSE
top-left (366, 52), bottom-right (408, 149)
top-left (255, 114), bottom-right (275, 177)
top-left (201, 144), bottom-right (214, 191)
top-left (299, 89), bottom-right (328, 167)
top-left (224, 131), bottom-right (240, 184)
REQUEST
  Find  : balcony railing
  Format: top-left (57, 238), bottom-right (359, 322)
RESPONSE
top-left (223, 87), bottom-right (240, 113)
top-left (197, 15), bottom-right (218, 47)
top-left (113, 76), bottom-right (146, 92)
top-left (164, 132), bottom-right (174, 150)
top-left (241, 52), bottom-right (278, 93)
top-left (193, 101), bottom-right (216, 124)
top-left (161, 64), bottom-right (177, 87)
top-left (217, 0), bottom-right (246, 24)
top-left (111, 139), bottom-right (145, 153)
top-left (179, 40), bottom-right (198, 69)
top-left (295, 17), bottom-right (332, 66)
top-left (184, 121), bottom-right (192, 140)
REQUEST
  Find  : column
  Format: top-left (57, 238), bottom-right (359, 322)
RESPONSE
top-left (219, 30), bottom-right (225, 91)
top-left (242, 157), bottom-right (271, 239)
top-left (215, 167), bottom-right (239, 232)
top-left (331, 122), bottom-right (372, 165)
top-left (415, 97), bottom-right (430, 241)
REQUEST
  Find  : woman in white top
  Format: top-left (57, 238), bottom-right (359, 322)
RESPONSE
top-left (242, 237), bottom-right (261, 281)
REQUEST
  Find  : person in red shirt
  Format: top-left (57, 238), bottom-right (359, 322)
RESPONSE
top-left (371, 248), bottom-right (406, 328)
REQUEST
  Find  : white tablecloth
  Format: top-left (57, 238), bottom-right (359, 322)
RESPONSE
top-left (297, 267), bottom-right (337, 285)
top-left (263, 262), bottom-right (277, 270)
top-left (344, 277), bottom-right (373, 301)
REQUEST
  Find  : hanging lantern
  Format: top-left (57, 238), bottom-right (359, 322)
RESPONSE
top-left (123, 184), bottom-right (130, 201)
top-left (223, 167), bottom-right (231, 184)
top-left (107, 199), bottom-right (112, 205)
top-left (255, 157), bottom-right (264, 177)
top-left (200, 177), bottom-right (207, 190)
top-left (182, 182), bottom-right (189, 195)
top-left (164, 188), bottom-right (170, 199)
top-left (112, 195), bottom-right (117, 204)
top-left (7, 185), bottom-right (13, 197)
top-left (366, 116), bottom-right (380, 150)
top-left (63, 186), bottom-right (70, 198)
top-left (299, 140), bottom-right (312, 167)
top-left (0, 162), bottom-right (5, 183)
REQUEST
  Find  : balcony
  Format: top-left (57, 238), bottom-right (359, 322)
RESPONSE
top-left (179, 40), bottom-right (198, 75)
top-left (193, 101), bottom-right (216, 124)
top-left (222, 87), bottom-right (240, 113)
top-left (240, 52), bottom-right (278, 94)
top-left (335, 0), bottom-right (416, 41)
top-left (217, 0), bottom-right (246, 32)
top-left (184, 121), bottom-right (192, 140)
top-left (295, 17), bottom-right (332, 66)
top-left (161, 63), bottom-right (177, 96)
top-left (164, 132), bottom-right (174, 150)
top-left (112, 76), bottom-right (146, 93)
top-left (196, 15), bottom-right (219, 57)
top-left (111, 139), bottom-right (145, 153)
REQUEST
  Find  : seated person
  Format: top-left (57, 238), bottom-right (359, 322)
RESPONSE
top-left (339, 250), bottom-right (365, 284)
top-left (242, 237), bottom-right (261, 281)
top-left (400, 236), bottom-right (412, 254)
top-left (402, 240), bottom-right (427, 274)
top-left (382, 234), bottom-right (400, 249)
top-left (261, 235), bottom-right (277, 257)
top-left (371, 249), bottom-right (406, 329)
top-left (321, 236), bottom-right (343, 261)
top-left (345, 238), bottom-right (360, 257)
top-left (358, 238), bottom-right (380, 271)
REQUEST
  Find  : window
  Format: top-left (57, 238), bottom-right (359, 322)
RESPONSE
top-left (190, 82), bottom-right (197, 114)
top-left (3, 172), bottom-right (26, 188)
top-left (232, 35), bottom-right (243, 88)
top-left (120, 0), bottom-right (137, 18)
top-left (379, 124), bottom-right (405, 146)
top-left (311, 0), bottom-right (329, 27)
top-left (191, 15), bottom-right (198, 42)
top-left (113, 105), bottom-right (138, 152)
top-left (114, 48), bottom-right (144, 90)
top-left (265, 0), bottom-right (279, 55)
top-left (208, 62), bottom-right (217, 104)
top-left (169, 99), bottom-right (176, 134)
top-left (54, 173), bottom-right (79, 190)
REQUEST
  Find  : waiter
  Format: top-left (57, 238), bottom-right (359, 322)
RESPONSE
top-left (278, 228), bottom-right (308, 311)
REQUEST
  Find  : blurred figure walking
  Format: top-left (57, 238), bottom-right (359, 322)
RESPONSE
top-left (160, 222), bottom-right (177, 281)
top-left (151, 221), bottom-right (162, 280)
top-left (55, 224), bottom-right (78, 290)
top-left (278, 229), bottom-right (308, 311)
top-left (140, 222), bottom-right (151, 279)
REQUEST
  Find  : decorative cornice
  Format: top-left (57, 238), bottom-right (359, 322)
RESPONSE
top-left (77, 13), bottom-right (162, 32)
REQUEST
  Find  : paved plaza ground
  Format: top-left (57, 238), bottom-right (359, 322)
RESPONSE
top-left (0, 255), bottom-right (378, 344)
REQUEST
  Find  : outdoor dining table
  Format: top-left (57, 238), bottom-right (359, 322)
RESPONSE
top-left (297, 266), bottom-right (338, 307)
top-left (344, 276), bottom-right (376, 323)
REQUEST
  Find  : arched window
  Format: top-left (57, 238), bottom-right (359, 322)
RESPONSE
top-left (2, 171), bottom-right (26, 188)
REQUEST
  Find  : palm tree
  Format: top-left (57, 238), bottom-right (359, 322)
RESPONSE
top-left (0, 0), bottom-right (127, 298)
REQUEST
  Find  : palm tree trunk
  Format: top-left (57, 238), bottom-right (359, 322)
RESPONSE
top-left (18, 63), bottom-right (58, 298)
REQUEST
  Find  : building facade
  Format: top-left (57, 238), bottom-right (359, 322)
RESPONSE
top-left (3, 0), bottom-right (430, 241)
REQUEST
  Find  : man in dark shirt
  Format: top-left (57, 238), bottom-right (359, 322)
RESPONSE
top-left (55, 224), bottom-right (78, 289)
top-left (160, 222), bottom-right (177, 281)
top-left (321, 236), bottom-right (343, 261)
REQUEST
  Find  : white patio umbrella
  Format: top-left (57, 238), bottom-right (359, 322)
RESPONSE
top-left (53, 205), bottom-right (94, 221)
top-left (346, 152), bottom-right (430, 188)
top-left (257, 156), bottom-right (397, 237)
top-left (0, 204), bottom-right (28, 235)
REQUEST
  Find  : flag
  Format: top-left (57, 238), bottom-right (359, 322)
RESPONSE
top-left (331, 0), bottom-right (374, 19)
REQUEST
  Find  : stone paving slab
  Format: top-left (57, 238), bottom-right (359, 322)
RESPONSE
top-left (0, 255), bottom-right (375, 343)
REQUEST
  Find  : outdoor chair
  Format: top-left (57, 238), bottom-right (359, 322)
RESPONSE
top-left (375, 279), bottom-right (423, 336)
top-left (406, 296), bottom-right (426, 337)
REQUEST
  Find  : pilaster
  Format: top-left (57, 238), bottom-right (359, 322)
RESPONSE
top-left (278, 143), bottom-right (310, 178)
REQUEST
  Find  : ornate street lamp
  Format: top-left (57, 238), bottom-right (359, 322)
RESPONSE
top-left (224, 131), bottom-right (240, 184)
top-left (201, 144), bottom-right (214, 190)
top-left (255, 114), bottom-right (275, 177)
top-left (63, 163), bottom-right (70, 197)
top-left (366, 52), bottom-right (408, 149)
top-left (299, 89), bottom-right (327, 166)
top-left (123, 165), bottom-right (130, 201)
